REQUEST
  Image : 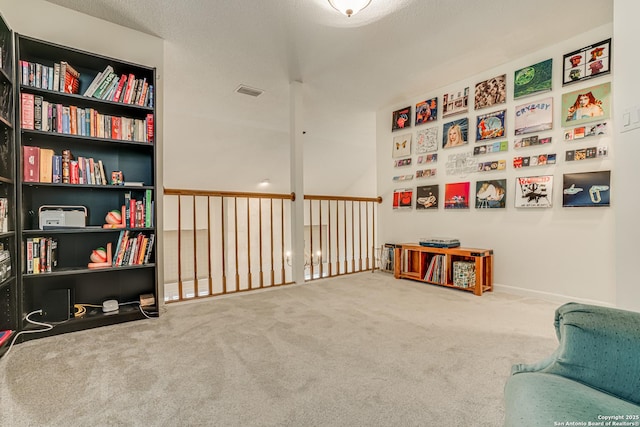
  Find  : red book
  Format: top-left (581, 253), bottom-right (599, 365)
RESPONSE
top-left (21, 93), bottom-right (35, 130)
top-left (111, 116), bottom-right (121, 140)
top-left (112, 74), bottom-right (127, 102)
top-left (69, 160), bottom-right (79, 184)
top-left (129, 198), bottom-right (136, 228)
top-left (23, 146), bottom-right (40, 182)
top-left (0, 330), bottom-right (13, 347)
top-left (146, 114), bottom-right (154, 143)
top-left (123, 74), bottom-right (135, 104)
top-left (56, 104), bottom-right (63, 133)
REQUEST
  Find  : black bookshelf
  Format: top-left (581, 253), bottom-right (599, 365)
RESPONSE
top-left (0, 12), bottom-right (16, 357)
top-left (14, 34), bottom-right (158, 341)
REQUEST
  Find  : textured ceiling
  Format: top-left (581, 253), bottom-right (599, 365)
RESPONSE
top-left (42, 0), bottom-right (613, 194)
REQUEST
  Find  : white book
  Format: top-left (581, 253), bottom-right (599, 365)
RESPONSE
top-left (52, 63), bottom-right (60, 91)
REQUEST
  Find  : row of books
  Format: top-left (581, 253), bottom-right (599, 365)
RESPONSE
top-left (19, 60), bottom-right (80, 94)
top-left (84, 65), bottom-right (153, 108)
top-left (20, 94), bottom-right (154, 143)
top-left (113, 231), bottom-right (155, 267)
top-left (25, 236), bottom-right (58, 274)
top-left (424, 254), bottom-right (447, 284)
top-left (0, 248), bottom-right (10, 282)
top-left (0, 198), bottom-right (8, 233)
top-left (23, 146), bottom-right (109, 185)
top-left (124, 190), bottom-right (154, 229)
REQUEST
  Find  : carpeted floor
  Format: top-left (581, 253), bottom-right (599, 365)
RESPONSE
top-left (0, 272), bottom-right (559, 426)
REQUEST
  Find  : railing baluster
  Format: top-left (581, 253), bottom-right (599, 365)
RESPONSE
top-left (259, 199), bottom-right (264, 288)
top-left (193, 195), bottom-right (198, 297)
top-left (319, 200), bottom-right (323, 278)
top-left (270, 199), bottom-right (275, 286)
top-left (327, 200), bottom-right (332, 277)
top-left (281, 198), bottom-right (286, 285)
top-left (234, 197), bottom-right (239, 292)
top-left (177, 195), bottom-right (183, 299)
top-left (309, 198), bottom-right (314, 280)
top-left (207, 196), bottom-right (213, 296)
top-left (221, 196), bottom-right (227, 294)
top-left (247, 198), bottom-right (252, 290)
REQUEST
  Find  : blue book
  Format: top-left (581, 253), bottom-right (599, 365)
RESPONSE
top-left (52, 155), bottom-right (62, 183)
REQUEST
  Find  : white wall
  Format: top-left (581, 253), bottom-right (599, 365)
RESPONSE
top-left (377, 24), bottom-right (616, 305)
top-left (613, 0), bottom-right (640, 312)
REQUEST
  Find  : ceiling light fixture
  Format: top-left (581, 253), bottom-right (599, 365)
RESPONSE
top-left (328, 0), bottom-right (372, 17)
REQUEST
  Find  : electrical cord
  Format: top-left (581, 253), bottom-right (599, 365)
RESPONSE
top-left (3, 310), bottom-right (54, 357)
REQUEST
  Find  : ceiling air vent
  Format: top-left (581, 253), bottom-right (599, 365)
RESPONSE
top-left (235, 85), bottom-right (264, 97)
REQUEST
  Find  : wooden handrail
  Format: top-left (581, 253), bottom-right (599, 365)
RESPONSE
top-left (305, 194), bottom-right (382, 203)
top-left (164, 188), bottom-right (295, 200)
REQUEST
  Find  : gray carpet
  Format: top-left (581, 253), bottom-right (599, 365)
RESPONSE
top-left (0, 273), bottom-right (559, 426)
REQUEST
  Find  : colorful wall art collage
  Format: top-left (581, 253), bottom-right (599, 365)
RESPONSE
top-left (391, 38), bottom-right (611, 210)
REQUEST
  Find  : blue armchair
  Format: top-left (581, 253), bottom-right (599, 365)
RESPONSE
top-left (504, 302), bottom-right (640, 426)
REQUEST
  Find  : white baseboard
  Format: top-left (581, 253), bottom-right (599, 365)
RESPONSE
top-left (494, 283), bottom-right (615, 307)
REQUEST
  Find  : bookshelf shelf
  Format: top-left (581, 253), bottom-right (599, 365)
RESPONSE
top-left (22, 263), bottom-right (156, 278)
top-left (0, 276), bottom-right (15, 291)
top-left (19, 84), bottom-right (154, 112)
top-left (15, 33), bottom-right (158, 341)
top-left (394, 244), bottom-right (493, 296)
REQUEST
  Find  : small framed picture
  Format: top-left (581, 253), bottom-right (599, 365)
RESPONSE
top-left (392, 106), bottom-right (411, 131)
top-left (562, 171), bottom-right (610, 207)
top-left (111, 171), bottom-right (124, 185)
top-left (415, 98), bottom-right (437, 125)
top-left (562, 39), bottom-right (611, 86)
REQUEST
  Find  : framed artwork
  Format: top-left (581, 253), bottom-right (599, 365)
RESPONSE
top-left (415, 98), bottom-right (437, 125)
top-left (416, 169), bottom-right (437, 178)
top-left (417, 153), bottom-right (437, 164)
top-left (477, 160), bottom-right (507, 172)
top-left (392, 188), bottom-right (413, 209)
top-left (562, 39), bottom-right (611, 86)
top-left (475, 179), bottom-right (506, 209)
top-left (415, 127), bottom-right (438, 153)
top-left (515, 175), bottom-right (553, 208)
top-left (476, 109), bottom-right (506, 141)
top-left (392, 106), bottom-right (411, 131)
top-left (563, 171), bottom-right (610, 207)
top-left (514, 97), bottom-right (553, 135)
top-left (474, 74), bottom-right (506, 110)
top-left (474, 140), bottom-right (508, 155)
top-left (561, 82), bottom-right (611, 128)
top-left (442, 87), bottom-right (469, 118)
top-left (444, 182), bottom-right (470, 209)
top-left (442, 118), bottom-right (468, 149)
top-left (514, 58), bottom-right (552, 99)
top-left (392, 133), bottom-right (412, 158)
top-left (416, 185), bottom-right (439, 209)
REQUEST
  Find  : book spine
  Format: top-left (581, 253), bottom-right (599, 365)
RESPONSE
top-left (98, 160), bottom-right (107, 185)
top-left (52, 63), bottom-right (60, 91)
top-left (82, 71), bottom-right (102, 97)
top-left (129, 198), bottom-right (135, 228)
top-left (143, 233), bottom-right (155, 264)
top-left (112, 230), bottom-right (125, 267)
top-left (26, 238), bottom-right (33, 274)
top-left (20, 93), bottom-right (35, 130)
top-left (33, 96), bottom-right (43, 131)
top-left (59, 62), bottom-right (67, 92)
top-left (32, 238), bottom-right (40, 275)
top-left (93, 72), bottom-right (115, 99)
top-left (144, 189), bottom-right (152, 228)
top-left (112, 74), bottom-right (127, 102)
top-left (23, 146), bottom-right (40, 182)
top-left (52, 155), bottom-right (62, 183)
top-left (61, 149), bottom-right (71, 184)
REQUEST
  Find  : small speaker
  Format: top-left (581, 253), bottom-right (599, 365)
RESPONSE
top-left (42, 289), bottom-right (71, 322)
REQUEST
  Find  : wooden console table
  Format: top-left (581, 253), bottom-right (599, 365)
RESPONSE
top-left (394, 244), bottom-right (493, 296)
